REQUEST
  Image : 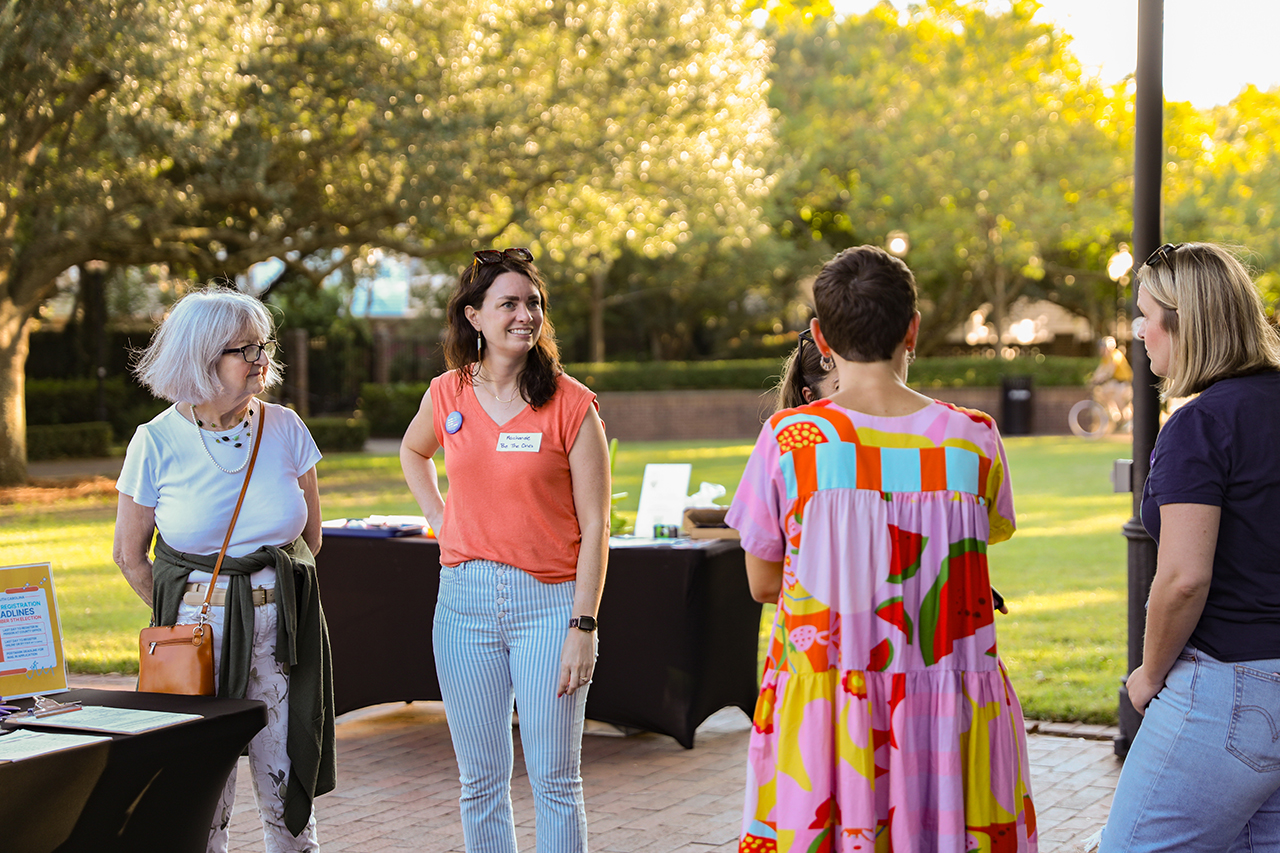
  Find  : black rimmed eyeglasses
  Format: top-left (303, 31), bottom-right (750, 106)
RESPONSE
top-left (1142, 243), bottom-right (1184, 270)
top-left (474, 247), bottom-right (534, 265)
top-left (798, 329), bottom-right (815, 347)
top-left (221, 342), bottom-right (276, 362)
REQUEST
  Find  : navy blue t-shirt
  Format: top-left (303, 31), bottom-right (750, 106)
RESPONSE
top-left (1141, 370), bottom-right (1280, 662)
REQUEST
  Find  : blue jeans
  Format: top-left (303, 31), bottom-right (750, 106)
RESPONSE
top-left (1101, 646), bottom-right (1280, 852)
top-left (433, 559), bottom-right (592, 853)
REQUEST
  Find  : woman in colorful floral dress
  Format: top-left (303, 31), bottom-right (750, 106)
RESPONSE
top-left (726, 246), bottom-right (1037, 853)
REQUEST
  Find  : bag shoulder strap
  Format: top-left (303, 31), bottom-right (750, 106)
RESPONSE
top-left (199, 403), bottom-right (267, 616)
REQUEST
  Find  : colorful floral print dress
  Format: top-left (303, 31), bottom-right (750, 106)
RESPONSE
top-left (726, 399), bottom-right (1037, 853)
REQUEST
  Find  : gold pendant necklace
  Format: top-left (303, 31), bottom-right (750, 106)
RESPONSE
top-left (476, 368), bottom-right (519, 404)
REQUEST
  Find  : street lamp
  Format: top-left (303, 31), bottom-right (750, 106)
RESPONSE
top-left (1108, 244), bottom-right (1134, 340)
top-left (886, 230), bottom-right (910, 257)
top-left (1107, 245), bottom-right (1134, 282)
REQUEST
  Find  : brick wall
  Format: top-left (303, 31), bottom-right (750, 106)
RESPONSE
top-left (596, 386), bottom-right (1092, 442)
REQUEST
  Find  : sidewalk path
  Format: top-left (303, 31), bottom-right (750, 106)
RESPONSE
top-left (70, 674), bottom-right (1118, 852)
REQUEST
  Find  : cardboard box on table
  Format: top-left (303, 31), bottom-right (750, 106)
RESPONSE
top-left (681, 508), bottom-right (739, 540)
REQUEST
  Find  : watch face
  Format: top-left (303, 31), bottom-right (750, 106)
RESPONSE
top-left (573, 615), bottom-right (597, 632)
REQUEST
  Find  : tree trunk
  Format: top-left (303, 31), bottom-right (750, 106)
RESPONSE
top-left (589, 267), bottom-right (607, 363)
top-left (991, 262), bottom-right (1007, 346)
top-left (284, 327), bottom-right (311, 418)
top-left (79, 264), bottom-right (111, 421)
top-left (0, 305), bottom-right (32, 486)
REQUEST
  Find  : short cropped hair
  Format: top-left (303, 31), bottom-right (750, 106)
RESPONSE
top-left (811, 246), bottom-right (918, 362)
top-left (132, 286), bottom-right (283, 404)
top-left (1136, 242), bottom-right (1280, 398)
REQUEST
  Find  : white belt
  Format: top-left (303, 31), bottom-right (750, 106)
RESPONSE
top-left (183, 582), bottom-right (276, 607)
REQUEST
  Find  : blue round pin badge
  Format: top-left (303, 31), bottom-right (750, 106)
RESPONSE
top-left (445, 410), bottom-right (463, 434)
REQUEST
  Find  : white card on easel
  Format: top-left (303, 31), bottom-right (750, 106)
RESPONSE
top-left (634, 463), bottom-right (692, 535)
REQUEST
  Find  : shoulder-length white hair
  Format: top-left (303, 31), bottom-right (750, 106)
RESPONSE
top-left (132, 287), bottom-right (284, 404)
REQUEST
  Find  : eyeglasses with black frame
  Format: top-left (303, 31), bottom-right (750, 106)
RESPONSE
top-left (798, 329), bottom-right (815, 347)
top-left (473, 247), bottom-right (534, 265)
top-left (221, 342), bottom-right (276, 363)
top-left (1142, 243), bottom-right (1184, 271)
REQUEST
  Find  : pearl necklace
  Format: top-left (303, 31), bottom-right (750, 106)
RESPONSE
top-left (191, 403), bottom-right (255, 474)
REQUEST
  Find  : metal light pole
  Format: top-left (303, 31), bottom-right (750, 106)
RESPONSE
top-left (1116, 0), bottom-right (1165, 759)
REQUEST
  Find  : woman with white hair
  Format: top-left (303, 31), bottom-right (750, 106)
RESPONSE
top-left (1099, 242), bottom-right (1280, 852)
top-left (113, 285), bottom-right (333, 853)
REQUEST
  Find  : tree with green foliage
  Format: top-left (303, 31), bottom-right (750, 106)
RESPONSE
top-left (0, 0), bottom-right (777, 484)
top-left (437, 0), bottom-right (779, 362)
top-left (1164, 85), bottom-right (1280, 310)
top-left (763, 0), bottom-right (1133, 352)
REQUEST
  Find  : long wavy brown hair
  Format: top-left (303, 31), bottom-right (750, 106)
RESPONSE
top-left (443, 254), bottom-right (562, 409)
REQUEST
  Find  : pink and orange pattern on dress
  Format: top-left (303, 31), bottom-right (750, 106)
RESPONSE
top-left (727, 399), bottom-right (1037, 853)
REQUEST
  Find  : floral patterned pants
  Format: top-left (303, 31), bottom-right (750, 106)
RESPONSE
top-left (177, 594), bottom-right (320, 853)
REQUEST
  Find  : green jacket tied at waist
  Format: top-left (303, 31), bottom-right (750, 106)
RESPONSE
top-left (151, 534), bottom-right (335, 837)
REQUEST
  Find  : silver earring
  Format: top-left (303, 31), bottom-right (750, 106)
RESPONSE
top-left (907, 348), bottom-right (916, 364)
top-left (477, 332), bottom-right (483, 355)
top-left (820, 353), bottom-right (835, 372)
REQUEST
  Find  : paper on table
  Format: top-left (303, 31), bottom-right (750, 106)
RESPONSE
top-left (3, 705), bottom-right (201, 734)
top-left (0, 729), bottom-right (110, 763)
top-left (607, 536), bottom-right (712, 549)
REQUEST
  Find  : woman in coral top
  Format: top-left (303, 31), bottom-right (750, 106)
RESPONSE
top-left (726, 246), bottom-right (1037, 853)
top-left (400, 247), bottom-right (609, 853)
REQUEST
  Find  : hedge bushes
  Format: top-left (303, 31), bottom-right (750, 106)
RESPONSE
top-left (306, 416), bottom-right (371, 452)
top-left (358, 355), bottom-right (1095, 436)
top-left (565, 355), bottom-right (1093, 392)
top-left (905, 355), bottom-right (1094, 389)
top-left (27, 422), bottom-right (113, 461)
top-left (25, 377), bottom-right (167, 442)
top-left (358, 384), bottom-right (427, 438)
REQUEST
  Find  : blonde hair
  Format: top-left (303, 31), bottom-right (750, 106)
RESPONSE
top-left (132, 286), bottom-right (283, 404)
top-left (1137, 242), bottom-right (1280, 398)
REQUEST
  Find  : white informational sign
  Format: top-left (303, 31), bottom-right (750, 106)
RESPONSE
top-left (0, 563), bottom-right (68, 701)
top-left (634, 463), bottom-right (693, 536)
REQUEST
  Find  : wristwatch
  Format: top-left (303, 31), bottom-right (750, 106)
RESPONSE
top-left (569, 615), bottom-right (598, 632)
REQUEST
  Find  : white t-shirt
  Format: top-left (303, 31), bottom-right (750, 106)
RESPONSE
top-left (117, 401), bottom-right (322, 585)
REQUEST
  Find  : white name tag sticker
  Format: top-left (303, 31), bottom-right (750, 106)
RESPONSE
top-left (497, 432), bottom-right (543, 452)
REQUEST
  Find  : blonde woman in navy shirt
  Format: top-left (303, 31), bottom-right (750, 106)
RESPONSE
top-left (1099, 243), bottom-right (1280, 852)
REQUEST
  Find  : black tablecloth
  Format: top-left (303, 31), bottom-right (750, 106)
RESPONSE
top-left (0, 688), bottom-right (267, 853)
top-left (317, 536), bottom-right (762, 748)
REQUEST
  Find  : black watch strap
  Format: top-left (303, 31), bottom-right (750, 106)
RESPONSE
top-left (569, 615), bottom-right (597, 632)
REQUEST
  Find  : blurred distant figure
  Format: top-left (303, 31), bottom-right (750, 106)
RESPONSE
top-left (1091, 336), bottom-right (1133, 428)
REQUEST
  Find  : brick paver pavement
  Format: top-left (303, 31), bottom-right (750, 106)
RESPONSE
top-left (71, 672), bottom-right (1119, 853)
top-left (222, 700), bottom-right (1118, 853)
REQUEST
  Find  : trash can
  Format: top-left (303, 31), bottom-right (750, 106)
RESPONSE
top-left (1001, 375), bottom-right (1034, 436)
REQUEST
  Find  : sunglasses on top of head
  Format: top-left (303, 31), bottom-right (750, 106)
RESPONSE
top-left (1141, 243), bottom-right (1184, 271)
top-left (473, 247), bottom-right (534, 266)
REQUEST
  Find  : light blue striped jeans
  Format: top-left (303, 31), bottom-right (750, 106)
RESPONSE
top-left (433, 559), bottom-right (592, 853)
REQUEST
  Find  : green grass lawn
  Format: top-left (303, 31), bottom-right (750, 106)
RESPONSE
top-left (0, 435), bottom-right (1133, 723)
